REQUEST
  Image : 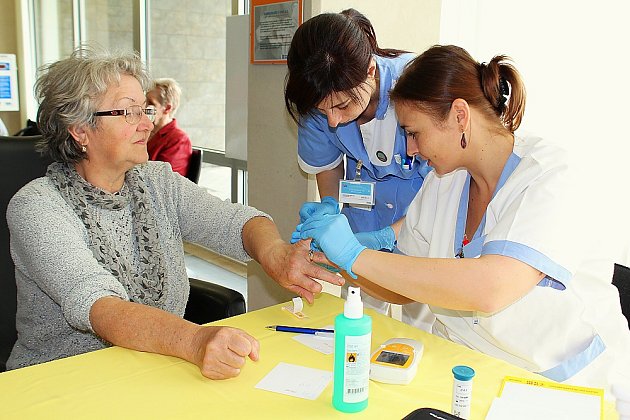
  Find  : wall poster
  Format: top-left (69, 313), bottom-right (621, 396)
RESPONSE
top-left (250, 0), bottom-right (302, 64)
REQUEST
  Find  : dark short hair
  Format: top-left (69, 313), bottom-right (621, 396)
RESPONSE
top-left (284, 9), bottom-right (406, 123)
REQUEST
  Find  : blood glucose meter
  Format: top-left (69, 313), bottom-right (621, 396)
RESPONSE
top-left (369, 338), bottom-right (423, 385)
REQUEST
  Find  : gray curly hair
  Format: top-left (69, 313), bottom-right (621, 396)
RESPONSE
top-left (35, 46), bottom-right (151, 163)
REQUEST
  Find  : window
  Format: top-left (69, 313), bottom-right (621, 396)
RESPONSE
top-left (27, 0), bottom-right (247, 204)
top-left (32, 0), bottom-right (74, 68)
top-left (84, 1), bottom-right (134, 52)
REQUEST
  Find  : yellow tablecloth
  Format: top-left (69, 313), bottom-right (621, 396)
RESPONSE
top-left (0, 293), bottom-right (618, 419)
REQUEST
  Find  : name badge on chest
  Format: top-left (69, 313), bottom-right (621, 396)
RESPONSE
top-left (339, 180), bottom-right (375, 206)
top-left (338, 160), bottom-right (375, 209)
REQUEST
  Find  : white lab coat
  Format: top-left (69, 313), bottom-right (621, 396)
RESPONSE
top-left (398, 135), bottom-right (630, 391)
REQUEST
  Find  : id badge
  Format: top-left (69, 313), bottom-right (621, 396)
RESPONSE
top-left (339, 180), bottom-right (375, 207)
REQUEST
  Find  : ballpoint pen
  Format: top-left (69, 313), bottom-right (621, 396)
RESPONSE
top-left (265, 325), bottom-right (334, 336)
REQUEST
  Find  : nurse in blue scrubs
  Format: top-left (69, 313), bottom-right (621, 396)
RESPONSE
top-left (284, 9), bottom-right (431, 313)
top-left (284, 8), bottom-right (430, 240)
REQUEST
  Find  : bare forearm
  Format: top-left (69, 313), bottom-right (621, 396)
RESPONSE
top-left (242, 216), bottom-right (283, 265)
top-left (90, 297), bottom-right (201, 363)
top-left (341, 271), bottom-right (413, 304)
top-left (316, 163), bottom-right (345, 200)
top-left (353, 251), bottom-right (544, 312)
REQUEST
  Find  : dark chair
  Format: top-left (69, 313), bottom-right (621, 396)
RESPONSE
top-left (185, 148), bottom-right (203, 184)
top-left (0, 136), bottom-right (243, 372)
top-left (13, 119), bottom-right (41, 137)
top-left (0, 136), bottom-right (52, 372)
top-left (613, 263), bottom-right (630, 328)
top-left (185, 279), bottom-right (246, 325)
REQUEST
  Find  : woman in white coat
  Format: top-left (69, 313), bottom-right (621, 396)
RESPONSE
top-left (295, 45), bottom-right (630, 392)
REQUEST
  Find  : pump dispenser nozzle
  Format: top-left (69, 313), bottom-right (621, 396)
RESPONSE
top-left (344, 286), bottom-right (364, 319)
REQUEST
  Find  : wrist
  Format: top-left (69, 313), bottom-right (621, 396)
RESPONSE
top-left (349, 247), bottom-right (370, 278)
top-left (255, 238), bottom-right (285, 271)
top-left (343, 244), bottom-right (367, 279)
top-left (379, 226), bottom-right (396, 251)
top-left (242, 216), bottom-right (283, 266)
top-left (181, 322), bottom-right (206, 366)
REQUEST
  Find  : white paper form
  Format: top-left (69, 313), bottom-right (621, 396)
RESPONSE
top-left (255, 362), bottom-right (332, 400)
top-left (485, 396), bottom-right (574, 420)
top-left (486, 379), bottom-right (602, 420)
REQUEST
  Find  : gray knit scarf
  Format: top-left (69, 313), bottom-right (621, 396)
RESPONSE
top-left (47, 162), bottom-right (166, 307)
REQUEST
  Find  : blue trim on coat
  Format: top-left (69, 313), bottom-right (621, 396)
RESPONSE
top-left (537, 335), bottom-right (606, 382)
top-left (482, 240), bottom-right (572, 288)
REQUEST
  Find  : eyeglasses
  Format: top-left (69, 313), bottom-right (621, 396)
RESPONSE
top-left (93, 105), bottom-right (156, 124)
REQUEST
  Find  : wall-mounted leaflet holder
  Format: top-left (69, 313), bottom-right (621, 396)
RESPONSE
top-left (0, 54), bottom-right (19, 111)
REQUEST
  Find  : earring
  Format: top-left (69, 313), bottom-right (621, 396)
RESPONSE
top-left (460, 132), bottom-right (467, 149)
top-left (82, 145), bottom-right (87, 153)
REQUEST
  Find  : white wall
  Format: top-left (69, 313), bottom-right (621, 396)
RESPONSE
top-left (318, 0), bottom-right (441, 54)
top-left (441, 0), bottom-right (630, 266)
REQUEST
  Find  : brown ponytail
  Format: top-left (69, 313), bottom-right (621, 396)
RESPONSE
top-left (479, 56), bottom-right (526, 132)
top-left (391, 45), bottom-right (526, 134)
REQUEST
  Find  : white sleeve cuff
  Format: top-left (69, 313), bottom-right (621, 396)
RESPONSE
top-left (298, 154), bottom-right (343, 174)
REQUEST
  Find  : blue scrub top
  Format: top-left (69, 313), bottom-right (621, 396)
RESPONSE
top-left (297, 53), bottom-right (431, 233)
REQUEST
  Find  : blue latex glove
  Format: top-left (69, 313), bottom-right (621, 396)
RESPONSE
top-left (299, 196), bottom-right (340, 222)
top-left (299, 214), bottom-right (366, 278)
top-left (355, 226), bottom-right (396, 251)
top-left (290, 229), bottom-right (302, 245)
top-left (291, 196), bottom-right (340, 244)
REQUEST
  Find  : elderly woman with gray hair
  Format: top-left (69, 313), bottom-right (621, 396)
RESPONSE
top-left (5, 47), bottom-right (343, 379)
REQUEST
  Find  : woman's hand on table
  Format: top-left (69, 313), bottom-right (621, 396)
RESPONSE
top-left (191, 326), bottom-right (260, 380)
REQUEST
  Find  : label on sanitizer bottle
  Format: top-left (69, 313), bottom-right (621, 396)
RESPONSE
top-left (343, 333), bottom-right (371, 403)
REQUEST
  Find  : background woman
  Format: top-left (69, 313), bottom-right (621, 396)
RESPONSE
top-left (296, 45), bottom-right (630, 391)
top-left (146, 77), bottom-right (192, 176)
top-left (6, 47), bottom-right (342, 378)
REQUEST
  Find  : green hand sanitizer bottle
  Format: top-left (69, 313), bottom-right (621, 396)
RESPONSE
top-left (333, 286), bottom-right (372, 412)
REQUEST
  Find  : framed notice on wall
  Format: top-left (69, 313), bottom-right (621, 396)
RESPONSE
top-left (250, 0), bottom-right (302, 64)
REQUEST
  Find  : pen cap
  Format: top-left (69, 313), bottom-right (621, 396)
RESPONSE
top-left (344, 286), bottom-right (363, 319)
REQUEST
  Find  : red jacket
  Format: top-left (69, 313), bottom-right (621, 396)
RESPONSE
top-left (147, 119), bottom-right (192, 176)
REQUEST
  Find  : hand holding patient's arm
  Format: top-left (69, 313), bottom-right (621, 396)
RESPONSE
top-left (298, 214), bottom-right (366, 278)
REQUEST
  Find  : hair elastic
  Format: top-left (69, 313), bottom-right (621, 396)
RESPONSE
top-left (499, 77), bottom-right (510, 96)
top-left (497, 77), bottom-right (509, 112)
